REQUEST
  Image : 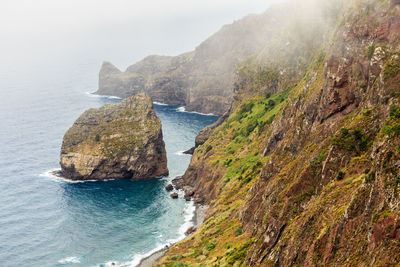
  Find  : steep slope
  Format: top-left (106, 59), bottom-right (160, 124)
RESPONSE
top-left (60, 93), bottom-right (168, 181)
top-left (157, 0), bottom-right (400, 266)
top-left (96, 2), bottom-right (334, 115)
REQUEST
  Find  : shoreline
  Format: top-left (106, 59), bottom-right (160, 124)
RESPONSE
top-left (137, 203), bottom-right (208, 267)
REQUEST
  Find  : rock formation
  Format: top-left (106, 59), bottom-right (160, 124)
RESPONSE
top-left (95, 9), bottom-right (296, 115)
top-left (60, 93), bottom-right (168, 181)
top-left (157, 0), bottom-right (400, 266)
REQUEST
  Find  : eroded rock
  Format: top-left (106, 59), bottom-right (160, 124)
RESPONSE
top-left (60, 93), bottom-right (168, 181)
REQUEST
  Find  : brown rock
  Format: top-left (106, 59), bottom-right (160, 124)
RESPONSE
top-left (165, 184), bottom-right (174, 191)
top-left (377, 21), bottom-right (391, 40)
top-left (59, 93), bottom-right (168, 181)
top-left (185, 227), bottom-right (197, 235)
top-left (170, 193), bottom-right (179, 199)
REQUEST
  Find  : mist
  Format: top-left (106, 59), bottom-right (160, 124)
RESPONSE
top-left (0, 0), bottom-right (280, 73)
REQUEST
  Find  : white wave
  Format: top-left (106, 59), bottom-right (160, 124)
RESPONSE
top-left (175, 200), bottom-right (196, 241)
top-left (176, 106), bottom-right (186, 112)
top-left (39, 168), bottom-right (62, 179)
top-left (174, 150), bottom-right (186, 156)
top-left (58, 256), bottom-right (80, 264)
top-left (38, 168), bottom-right (112, 183)
top-left (153, 101), bottom-right (169, 106)
top-left (113, 200), bottom-right (196, 267)
top-left (85, 91), bottom-right (122, 100)
top-left (175, 106), bottom-right (216, 116)
top-left (128, 244), bottom-right (168, 267)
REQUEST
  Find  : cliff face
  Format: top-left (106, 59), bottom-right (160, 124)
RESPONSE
top-left (96, 7), bottom-right (306, 115)
top-left (60, 93), bottom-right (168, 181)
top-left (158, 0), bottom-right (400, 266)
top-left (98, 54), bottom-right (191, 106)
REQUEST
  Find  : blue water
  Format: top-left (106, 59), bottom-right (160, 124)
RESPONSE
top-left (0, 62), bottom-right (218, 266)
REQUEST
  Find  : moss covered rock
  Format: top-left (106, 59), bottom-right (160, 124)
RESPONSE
top-left (60, 93), bottom-right (168, 181)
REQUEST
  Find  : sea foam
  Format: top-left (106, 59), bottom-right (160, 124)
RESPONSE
top-left (58, 256), bottom-right (80, 264)
top-left (153, 101), bottom-right (169, 106)
top-left (39, 168), bottom-right (113, 183)
top-left (176, 106), bottom-right (216, 116)
top-left (114, 200), bottom-right (196, 267)
top-left (85, 91), bottom-right (122, 100)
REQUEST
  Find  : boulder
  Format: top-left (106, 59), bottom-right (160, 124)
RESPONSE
top-left (185, 227), bottom-right (197, 235)
top-left (165, 184), bottom-right (174, 191)
top-left (59, 93), bottom-right (168, 181)
top-left (170, 193), bottom-right (179, 199)
top-left (184, 189), bottom-right (195, 201)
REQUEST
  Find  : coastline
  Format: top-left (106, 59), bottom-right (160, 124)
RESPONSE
top-left (137, 203), bottom-right (208, 267)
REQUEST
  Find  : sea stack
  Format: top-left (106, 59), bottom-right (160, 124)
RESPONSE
top-left (59, 93), bottom-right (168, 181)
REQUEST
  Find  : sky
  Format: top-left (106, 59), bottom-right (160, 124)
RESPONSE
top-left (0, 0), bottom-right (281, 70)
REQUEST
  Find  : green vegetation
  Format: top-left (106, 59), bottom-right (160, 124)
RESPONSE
top-left (95, 134), bottom-right (100, 142)
top-left (170, 255), bottom-right (183, 261)
top-left (227, 90), bottom-right (289, 137)
top-left (226, 240), bottom-right (253, 265)
top-left (311, 149), bottom-right (327, 169)
top-left (384, 56), bottom-right (400, 81)
top-left (367, 45), bottom-right (375, 60)
top-left (360, 81), bottom-right (367, 92)
top-left (235, 226), bottom-right (243, 236)
top-left (205, 241), bottom-right (216, 251)
top-left (332, 128), bottom-right (372, 154)
top-left (390, 104), bottom-right (400, 118)
top-left (382, 105), bottom-right (400, 136)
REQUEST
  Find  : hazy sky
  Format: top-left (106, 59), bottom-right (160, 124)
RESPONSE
top-left (0, 0), bottom-right (279, 70)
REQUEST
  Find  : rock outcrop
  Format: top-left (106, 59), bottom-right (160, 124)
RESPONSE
top-left (60, 93), bottom-right (168, 181)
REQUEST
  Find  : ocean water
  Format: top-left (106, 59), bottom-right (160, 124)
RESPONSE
top-left (0, 61), bottom-right (218, 266)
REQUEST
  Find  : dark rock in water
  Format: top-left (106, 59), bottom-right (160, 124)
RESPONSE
top-left (165, 184), bottom-right (174, 191)
top-left (184, 189), bottom-right (195, 201)
top-left (185, 227), bottom-right (196, 235)
top-left (185, 190), bottom-right (195, 197)
top-left (183, 147), bottom-right (195, 155)
top-left (59, 93), bottom-right (168, 181)
top-left (172, 176), bottom-right (184, 190)
top-left (170, 192), bottom-right (179, 199)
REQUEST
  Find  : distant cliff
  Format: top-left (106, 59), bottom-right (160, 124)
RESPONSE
top-left (157, 0), bottom-right (400, 266)
top-left (60, 93), bottom-right (168, 181)
top-left (96, 11), bottom-right (287, 115)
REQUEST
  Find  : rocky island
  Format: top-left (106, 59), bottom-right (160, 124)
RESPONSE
top-left (59, 93), bottom-right (168, 181)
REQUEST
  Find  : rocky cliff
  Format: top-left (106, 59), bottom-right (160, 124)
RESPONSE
top-left (157, 0), bottom-right (400, 265)
top-left (95, 7), bottom-right (304, 115)
top-left (60, 93), bottom-right (168, 181)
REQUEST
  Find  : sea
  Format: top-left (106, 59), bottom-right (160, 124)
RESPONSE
top-left (0, 60), bottom-right (218, 266)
